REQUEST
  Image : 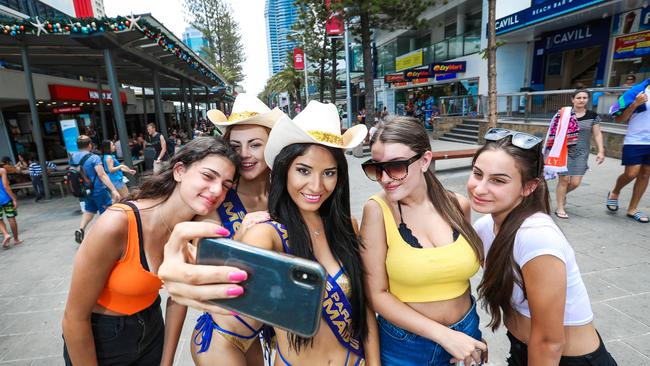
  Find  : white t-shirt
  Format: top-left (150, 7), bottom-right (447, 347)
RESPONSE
top-left (473, 212), bottom-right (594, 326)
top-left (624, 86), bottom-right (650, 145)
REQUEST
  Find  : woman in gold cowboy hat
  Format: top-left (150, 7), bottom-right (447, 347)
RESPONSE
top-left (191, 93), bottom-right (285, 366)
top-left (159, 101), bottom-right (380, 365)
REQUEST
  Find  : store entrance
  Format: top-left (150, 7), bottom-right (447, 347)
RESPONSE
top-left (544, 46), bottom-right (602, 89)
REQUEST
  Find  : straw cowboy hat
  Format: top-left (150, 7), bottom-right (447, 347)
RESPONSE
top-left (207, 93), bottom-right (284, 130)
top-left (264, 100), bottom-right (367, 168)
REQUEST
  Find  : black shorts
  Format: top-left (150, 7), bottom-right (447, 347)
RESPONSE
top-left (63, 297), bottom-right (164, 366)
top-left (506, 331), bottom-right (617, 366)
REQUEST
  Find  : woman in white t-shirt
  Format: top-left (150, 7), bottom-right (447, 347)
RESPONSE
top-left (468, 128), bottom-right (617, 365)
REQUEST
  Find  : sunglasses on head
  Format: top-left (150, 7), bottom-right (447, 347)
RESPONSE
top-left (484, 128), bottom-right (542, 150)
top-left (361, 153), bottom-right (423, 181)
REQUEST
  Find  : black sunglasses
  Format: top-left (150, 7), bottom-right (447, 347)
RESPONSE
top-left (361, 153), bottom-right (423, 181)
top-left (484, 128), bottom-right (542, 150)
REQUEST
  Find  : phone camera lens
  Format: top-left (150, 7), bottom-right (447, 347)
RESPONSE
top-left (292, 269), bottom-right (318, 285)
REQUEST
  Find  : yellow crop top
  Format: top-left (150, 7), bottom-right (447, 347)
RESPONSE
top-left (369, 195), bottom-right (480, 303)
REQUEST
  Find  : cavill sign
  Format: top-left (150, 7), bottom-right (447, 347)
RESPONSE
top-left (293, 48), bottom-right (305, 70)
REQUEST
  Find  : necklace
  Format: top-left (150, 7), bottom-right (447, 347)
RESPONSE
top-left (157, 205), bottom-right (173, 235)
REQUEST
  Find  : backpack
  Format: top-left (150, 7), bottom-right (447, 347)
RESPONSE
top-left (65, 153), bottom-right (97, 198)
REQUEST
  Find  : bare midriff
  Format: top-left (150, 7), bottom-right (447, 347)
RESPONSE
top-left (505, 312), bottom-right (600, 356)
top-left (407, 289), bottom-right (473, 327)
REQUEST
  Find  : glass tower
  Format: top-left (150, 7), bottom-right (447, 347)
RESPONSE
top-left (265, 0), bottom-right (298, 75)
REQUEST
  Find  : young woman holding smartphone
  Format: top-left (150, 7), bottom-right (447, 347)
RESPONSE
top-left (359, 117), bottom-right (486, 366)
top-left (191, 94), bottom-right (284, 366)
top-left (470, 128), bottom-right (617, 365)
top-left (62, 137), bottom-right (242, 366)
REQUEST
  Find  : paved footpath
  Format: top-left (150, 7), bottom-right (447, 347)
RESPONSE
top-left (0, 139), bottom-right (648, 365)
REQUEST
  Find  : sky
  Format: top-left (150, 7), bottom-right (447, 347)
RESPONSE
top-left (104, 0), bottom-right (269, 95)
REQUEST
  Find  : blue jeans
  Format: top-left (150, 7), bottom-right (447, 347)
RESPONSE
top-left (63, 297), bottom-right (164, 365)
top-left (378, 298), bottom-right (482, 366)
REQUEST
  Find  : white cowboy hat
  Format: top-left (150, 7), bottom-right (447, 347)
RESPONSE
top-left (207, 93), bottom-right (284, 130)
top-left (264, 100), bottom-right (368, 168)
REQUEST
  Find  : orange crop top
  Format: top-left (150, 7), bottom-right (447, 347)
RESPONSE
top-left (96, 203), bottom-right (163, 315)
top-left (370, 195), bottom-right (480, 303)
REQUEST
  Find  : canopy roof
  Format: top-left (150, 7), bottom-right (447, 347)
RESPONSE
top-left (0, 14), bottom-right (227, 89)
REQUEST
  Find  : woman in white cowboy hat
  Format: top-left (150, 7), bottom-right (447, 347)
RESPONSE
top-left (159, 101), bottom-right (380, 365)
top-left (191, 93), bottom-right (285, 366)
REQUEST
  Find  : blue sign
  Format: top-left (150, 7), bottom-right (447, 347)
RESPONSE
top-left (542, 18), bottom-right (610, 53)
top-left (495, 0), bottom-right (608, 35)
top-left (60, 119), bottom-right (79, 154)
top-left (436, 73), bottom-right (457, 81)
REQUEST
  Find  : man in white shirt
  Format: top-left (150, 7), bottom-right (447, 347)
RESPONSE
top-left (607, 80), bottom-right (650, 223)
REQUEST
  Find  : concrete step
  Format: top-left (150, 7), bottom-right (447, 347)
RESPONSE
top-left (439, 136), bottom-right (479, 144)
top-left (450, 127), bottom-right (479, 137)
top-left (441, 132), bottom-right (479, 143)
top-left (455, 124), bottom-right (480, 131)
top-left (461, 119), bottom-right (481, 126)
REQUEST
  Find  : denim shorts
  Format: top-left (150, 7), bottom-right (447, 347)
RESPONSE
top-left (82, 190), bottom-right (113, 214)
top-left (378, 298), bottom-right (482, 366)
top-left (506, 331), bottom-right (618, 366)
top-left (63, 297), bottom-right (164, 366)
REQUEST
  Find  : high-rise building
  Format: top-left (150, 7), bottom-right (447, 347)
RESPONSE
top-left (182, 26), bottom-right (209, 60)
top-left (70, 0), bottom-right (105, 18)
top-left (265, 0), bottom-right (298, 75)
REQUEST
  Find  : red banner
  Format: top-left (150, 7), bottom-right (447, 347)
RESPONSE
top-left (325, 0), bottom-right (344, 36)
top-left (384, 73), bottom-right (406, 83)
top-left (293, 48), bottom-right (305, 70)
top-left (48, 84), bottom-right (127, 103)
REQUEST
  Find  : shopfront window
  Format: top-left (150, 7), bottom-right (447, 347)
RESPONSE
top-left (377, 40), bottom-right (397, 77)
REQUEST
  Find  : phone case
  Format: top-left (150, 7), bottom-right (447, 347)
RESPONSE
top-left (197, 237), bottom-right (326, 337)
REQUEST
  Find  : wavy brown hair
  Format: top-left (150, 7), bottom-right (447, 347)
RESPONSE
top-left (371, 116), bottom-right (484, 263)
top-left (125, 136), bottom-right (240, 203)
top-left (474, 136), bottom-right (550, 331)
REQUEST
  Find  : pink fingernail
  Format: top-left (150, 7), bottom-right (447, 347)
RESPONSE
top-left (230, 311), bottom-right (240, 316)
top-left (216, 228), bottom-right (230, 236)
top-left (228, 270), bottom-right (248, 282)
top-left (226, 287), bottom-right (244, 297)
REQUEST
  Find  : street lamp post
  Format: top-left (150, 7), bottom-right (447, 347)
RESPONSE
top-left (304, 53), bottom-right (309, 104)
top-left (344, 20), bottom-right (352, 129)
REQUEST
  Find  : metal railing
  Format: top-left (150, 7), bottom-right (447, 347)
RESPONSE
top-left (435, 88), bottom-right (628, 123)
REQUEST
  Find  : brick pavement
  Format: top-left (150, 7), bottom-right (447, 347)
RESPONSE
top-left (0, 139), bottom-right (648, 365)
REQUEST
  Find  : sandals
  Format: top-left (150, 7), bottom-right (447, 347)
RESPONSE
top-left (627, 212), bottom-right (649, 223)
top-left (606, 192), bottom-right (619, 212)
top-left (2, 236), bottom-right (10, 249)
top-left (74, 228), bottom-right (84, 244)
top-left (555, 211), bottom-right (569, 219)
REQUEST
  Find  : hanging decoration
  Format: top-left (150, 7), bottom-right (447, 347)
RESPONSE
top-left (0, 15), bottom-right (224, 85)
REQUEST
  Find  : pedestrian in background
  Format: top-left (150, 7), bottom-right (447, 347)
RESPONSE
top-left (70, 135), bottom-right (120, 244)
top-left (470, 129), bottom-right (617, 365)
top-left (607, 78), bottom-right (650, 223)
top-left (146, 123), bottom-right (168, 174)
top-left (553, 89), bottom-right (605, 219)
top-left (27, 153), bottom-right (57, 202)
top-left (360, 116), bottom-right (486, 366)
top-left (62, 137), bottom-right (241, 366)
top-left (0, 167), bottom-right (21, 249)
top-left (100, 140), bottom-right (136, 199)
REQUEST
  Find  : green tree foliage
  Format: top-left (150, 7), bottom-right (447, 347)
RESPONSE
top-left (184, 0), bottom-right (245, 85)
top-left (259, 53), bottom-right (304, 111)
top-left (338, 0), bottom-right (434, 122)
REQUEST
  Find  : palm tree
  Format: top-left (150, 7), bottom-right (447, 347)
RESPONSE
top-left (259, 53), bottom-right (304, 110)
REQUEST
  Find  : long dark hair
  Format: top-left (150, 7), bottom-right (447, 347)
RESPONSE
top-left (125, 137), bottom-right (240, 202)
top-left (100, 140), bottom-right (113, 156)
top-left (268, 143), bottom-right (367, 351)
top-left (371, 116), bottom-right (484, 263)
top-left (475, 136), bottom-right (550, 331)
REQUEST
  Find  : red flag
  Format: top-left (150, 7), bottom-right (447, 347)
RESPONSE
top-left (325, 0), bottom-right (344, 36)
top-left (293, 48), bottom-right (305, 70)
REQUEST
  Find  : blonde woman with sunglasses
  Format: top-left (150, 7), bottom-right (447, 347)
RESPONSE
top-left (360, 117), bottom-right (486, 366)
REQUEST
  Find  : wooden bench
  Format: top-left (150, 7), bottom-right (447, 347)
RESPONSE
top-left (429, 148), bottom-right (479, 173)
top-left (10, 177), bottom-right (66, 198)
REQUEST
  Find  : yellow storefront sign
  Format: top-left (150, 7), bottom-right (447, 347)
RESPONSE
top-left (395, 49), bottom-right (423, 72)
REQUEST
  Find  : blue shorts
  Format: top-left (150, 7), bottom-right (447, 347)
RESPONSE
top-left (378, 298), bottom-right (482, 366)
top-left (82, 190), bottom-right (112, 214)
top-left (622, 145), bottom-right (650, 166)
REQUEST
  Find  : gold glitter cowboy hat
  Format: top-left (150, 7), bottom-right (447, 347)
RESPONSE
top-left (207, 93), bottom-right (284, 130)
top-left (264, 100), bottom-right (367, 168)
